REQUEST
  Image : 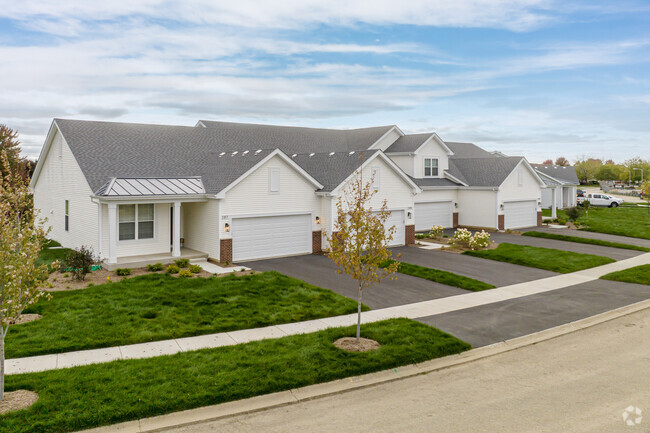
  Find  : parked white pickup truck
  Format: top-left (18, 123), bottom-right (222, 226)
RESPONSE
top-left (577, 193), bottom-right (624, 207)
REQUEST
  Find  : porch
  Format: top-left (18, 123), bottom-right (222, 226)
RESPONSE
top-left (103, 247), bottom-right (208, 271)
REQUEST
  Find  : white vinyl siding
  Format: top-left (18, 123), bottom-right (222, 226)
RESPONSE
top-left (232, 214), bottom-right (312, 261)
top-left (503, 201), bottom-right (537, 229)
top-left (415, 202), bottom-right (453, 231)
top-left (424, 158), bottom-right (438, 177)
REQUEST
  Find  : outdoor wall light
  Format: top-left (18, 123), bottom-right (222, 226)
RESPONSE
top-left (500, 204), bottom-right (504, 210)
top-left (315, 216), bottom-right (321, 224)
top-left (454, 202), bottom-right (458, 208)
top-left (407, 211), bottom-right (412, 219)
top-left (224, 223), bottom-right (230, 232)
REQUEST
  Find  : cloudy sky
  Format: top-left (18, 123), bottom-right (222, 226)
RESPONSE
top-left (2, 0), bottom-right (649, 162)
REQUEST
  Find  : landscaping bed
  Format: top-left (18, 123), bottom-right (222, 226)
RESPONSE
top-left (463, 243), bottom-right (615, 273)
top-left (522, 231), bottom-right (650, 252)
top-left (600, 264), bottom-right (650, 285)
top-left (0, 319), bottom-right (470, 433)
top-left (385, 260), bottom-right (495, 292)
top-left (8, 271), bottom-right (365, 359)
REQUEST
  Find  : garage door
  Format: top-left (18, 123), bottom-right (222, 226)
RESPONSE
top-left (503, 201), bottom-right (537, 229)
top-left (379, 210), bottom-right (405, 246)
top-left (414, 202), bottom-right (452, 231)
top-left (231, 214), bottom-right (312, 261)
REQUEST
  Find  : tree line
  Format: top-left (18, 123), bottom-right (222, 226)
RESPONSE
top-left (540, 156), bottom-right (649, 184)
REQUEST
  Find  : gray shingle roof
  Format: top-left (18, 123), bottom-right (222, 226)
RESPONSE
top-left (531, 164), bottom-right (579, 185)
top-left (290, 150), bottom-right (381, 192)
top-left (409, 176), bottom-right (462, 188)
top-left (446, 142), bottom-right (497, 159)
top-left (448, 157), bottom-right (525, 187)
top-left (384, 133), bottom-right (433, 153)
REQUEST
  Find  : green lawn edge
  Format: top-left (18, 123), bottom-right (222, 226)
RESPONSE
top-left (386, 260), bottom-right (495, 291)
top-left (600, 264), bottom-right (650, 285)
top-left (10, 272), bottom-right (368, 359)
top-left (463, 243), bottom-right (615, 273)
top-left (0, 318), bottom-right (471, 433)
top-left (522, 231), bottom-right (650, 252)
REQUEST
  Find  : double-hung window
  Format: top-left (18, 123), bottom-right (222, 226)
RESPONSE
top-left (424, 158), bottom-right (438, 177)
top-left (119, 204), bottom-right (154, 241)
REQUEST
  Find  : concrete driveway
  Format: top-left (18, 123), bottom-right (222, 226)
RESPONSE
top-left (241, 254), bottom-right (468, 309)
top-left (417, 278), bottom-right (650, 347)
top-left (489, 232), bottom-right (643, 261)
top-left (521, 226), bottom-right (650, 249)
top-left (392, 246), bottom-right (557, 287)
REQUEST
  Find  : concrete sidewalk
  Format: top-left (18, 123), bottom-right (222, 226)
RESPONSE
top-left (6, 252), bottom-right (650, 375)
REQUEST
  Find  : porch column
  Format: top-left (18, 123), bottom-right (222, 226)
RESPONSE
top-left (107, 203), bottom-right (117, 264)
top-left (172, 201), bottom-right (181, 257)
top-left (97, 202), bottom-right (103, 259)
top-left (551, 188), bottom-right (557, 218)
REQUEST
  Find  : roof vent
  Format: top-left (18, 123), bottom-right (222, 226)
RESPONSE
top-left (329, 152), bottom-right (335, 157)
top-left (231, 151), bottom-right (238, 156)
top-left (219, 152), bottom-right (226, 157)
top-left (255, 149), bottom-right (262, 155)
top-left (292, 153), bottom-right (297, 158)
top-left (349, 151), bottom-right (355, 155)
top-left (242, 150), bottom-right (249, 155)
top-left (309, 152), bottom-right (315, 157)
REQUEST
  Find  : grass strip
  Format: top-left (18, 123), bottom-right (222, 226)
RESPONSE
top-left (600, 264), bottom-right (650, 285)
top-left (463, 243), bottom-right (615, 273)
top-left (577, 207), bottom-right (650, 240)
top-left (10, 272), bottom-right (366, 359)
top-left (522, 231), bottom-right (650, 252)
top-left (1, 319), bottom-right (470, 433)
top-left (384, 260), bottom-right (495, 291)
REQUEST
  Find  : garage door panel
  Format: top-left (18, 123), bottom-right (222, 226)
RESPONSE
top-left (382, 210), bottom-right (405, 246)
top-left (503, 201), bottom-right (536, 229)
top-left (232, 214), bottom-right (311, 261)
top-left (415, 202), bottom-right (453, 231)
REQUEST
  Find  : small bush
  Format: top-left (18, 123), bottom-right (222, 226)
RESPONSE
top-left (64, 246), bottom-right (98, 281)
top-left (174, 258), bottom-right (190, 268)
top-left (469, 230), bottom-right (491, 250)
top-left (429, 225), bottom-right (444, 238)
top-left (166, 265), bottom-right (180, 274)
top-left (178, 269), bottom-right (193, 278)
top-left (86, 282), bottom-right (95, 288)
top-left (189, 264), bottom-right (203, 274)
top-left (146, 262), bottom-right (164, 272)
top-left (115, 268), bottom-right (132, 276)
top-left (449, 228), bottom-right (472, 247)
top-left (415, 233), bottom-right (427, 239)
top-left (557, 218), bottom-right (567, 225)
top-left (564, 207), bottom-right (584, 221)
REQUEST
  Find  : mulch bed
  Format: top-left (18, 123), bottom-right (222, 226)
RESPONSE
top-left (333, 337), bottom-right (381, 352)
top-left (0, 390), bottom-right (38, 415)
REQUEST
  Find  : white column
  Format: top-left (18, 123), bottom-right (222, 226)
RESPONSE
top-left (107, 203), bottom-right (117, 264)
top-left (551, 188), bottom-right (557, 218)
top-left (97, 202), bottom-right (103, 259)
top-left (172, 201), bottom-right (181, 257)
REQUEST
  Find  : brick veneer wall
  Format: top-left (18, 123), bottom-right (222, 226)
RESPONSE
top-left (453, 212), bottom-right (459, 228)
top-left (498, 214), bottom-right (505, 231)
top-left (220, 238), bottom-right (232, 263)
top-left (312, 230), bottom-right (322, 253)
top-left (405, 225), bottom-right (415, 245)
top-left (537, 211), bottom-right (543, 227)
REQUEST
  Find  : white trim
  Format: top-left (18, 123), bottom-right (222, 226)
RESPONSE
top-left (97, 202), bottom-right (103, 259)
top-left (419, 186), bottom-right (461, 191)
top-left (216, 149), bottom-right (324, 198)
top-left (423, 157), bottom-right (439, 178)
top-left (498, 159), bottom-right (547, 189)
top-left (29, 120), bottom-right (59, 189)
top-left (413, 133), bottom-right (454, 156)
top-left (116, 203), bottom-right (156, 243)
top-left (229, 210), bottom-right (313, 220)
top-left (93, 195), bottom-right (209, 203)
top-left (195, 120), bottom-right (207, 128)
top-left (268, 167), bottom-right (280, 193)
top-left (443, 172), bottom-right (469, 187)
top-left (367, 125), bottom-right (404, 150)
top-left (414, 199), bottom-right (453, 204)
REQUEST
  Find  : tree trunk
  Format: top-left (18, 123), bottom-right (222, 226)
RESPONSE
top-left (0, 334), bottom-right (4, 402)
top-left (356, 284), bottom-right (363, 343)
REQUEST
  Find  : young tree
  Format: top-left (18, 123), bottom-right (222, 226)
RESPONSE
top-left (0, 125), bottom-right (24, 181)
top-left (555, 157), bottom-right (569, 166)
top-left (542, 159), bottom-right (553, 165)
top-left (0, 150), bottom-right (49, 401)
top-left (326, 170), bottom-right (400, 342)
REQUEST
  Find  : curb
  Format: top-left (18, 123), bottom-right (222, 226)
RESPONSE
top-left (80, 298), bottom-right (650, 433)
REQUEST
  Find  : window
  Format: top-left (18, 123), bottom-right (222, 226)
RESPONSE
top-left (424, 158), bottom-right (438, 177)
top-left (119, 204), bottom-right (154, 241)
top-left (64, 200), bottom-right (69, 231)
top-left (371, 167), bottom-right (380, 191)
top-left (269, 168), bottom-right (280, 193)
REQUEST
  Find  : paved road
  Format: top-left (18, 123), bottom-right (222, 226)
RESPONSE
top-left (418, 278), bottom-right (650, 347)
top-left (242, 254), bottom-right (467, 309)
top-left (521, 226), bottom-right (650, 249)
top-left (162, 308), bottom-right (650, 433)
top-left (489, 232), bottom-right (642, 261)
top-left (393, 246), bottom-right (557, 286)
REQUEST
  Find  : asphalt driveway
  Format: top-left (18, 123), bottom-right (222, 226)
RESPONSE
top-left (241, 254), bottom-right (468, 309)
top-left (392, 246), bottom-right (557, 287)
top-left (489, 232), bottom-right (642, 261)
top-left (417, 279), bottom-right (650, 347)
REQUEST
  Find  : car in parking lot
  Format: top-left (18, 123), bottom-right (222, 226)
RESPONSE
top-left (578, 193), bottom-right (624, 207)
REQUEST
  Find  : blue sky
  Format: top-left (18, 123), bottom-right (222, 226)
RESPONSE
top-left (1, 0), bottom-right (649, 162)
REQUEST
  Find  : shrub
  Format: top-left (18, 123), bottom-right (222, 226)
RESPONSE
top-left (115, 268), bottom-right (132, 276)
top-left (64, 246), bottom-right (98, 281)
top-left (174, 258), bottom-right (190, 268)
top-left (178, 269), bottom-right (193, 278)
top-left (146, 262), bottom-right (164, 272)
top-left (469, 230), bottom-right (491, 250)
top-left (564, 207), bottom-right (584, 221)
top-left (449, 228), bottom-right (472, 247)
top-left (189, 264), bottom-right (202, 274)
top-left (429, 225), bottom-right (444, 238)
top-left (557, 218), bottom-right (567, 225)
top-left (166, 265), bottom-right (180, 274)
top-left (415, 233), bottom-right (427, 239)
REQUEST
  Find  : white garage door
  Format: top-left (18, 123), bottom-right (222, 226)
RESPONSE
top-left (379, 210), bottom-right (405, 246)
top-left (414, 202), bottom-right (453, 231)
top-left (503, 201), bottom-right (537, 229)
top-left (231, 214), bottom-right (312, 261)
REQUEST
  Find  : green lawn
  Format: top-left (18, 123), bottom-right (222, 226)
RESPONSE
top-left (577, 207), bottom-right (650, 240)
top-left (0, 319), bottom-right (470, 433)
top-left (522, 231), bottom-right (650, 252)
top-left (35, 245), bottom-right (72, 269)
top-left (600, 264), bottom-right (650, 285)
top-left (387, 261), bottom-right (495, 292)
top-left (463, 243), bottom-right (615, 273)
top-left (10, 272), bottom-right (365, 358)
top-left (541, 209), bottom-right (567, 218)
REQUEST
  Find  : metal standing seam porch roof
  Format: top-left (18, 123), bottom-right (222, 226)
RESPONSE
top-left (95, 177), bottom-right (206, 197)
